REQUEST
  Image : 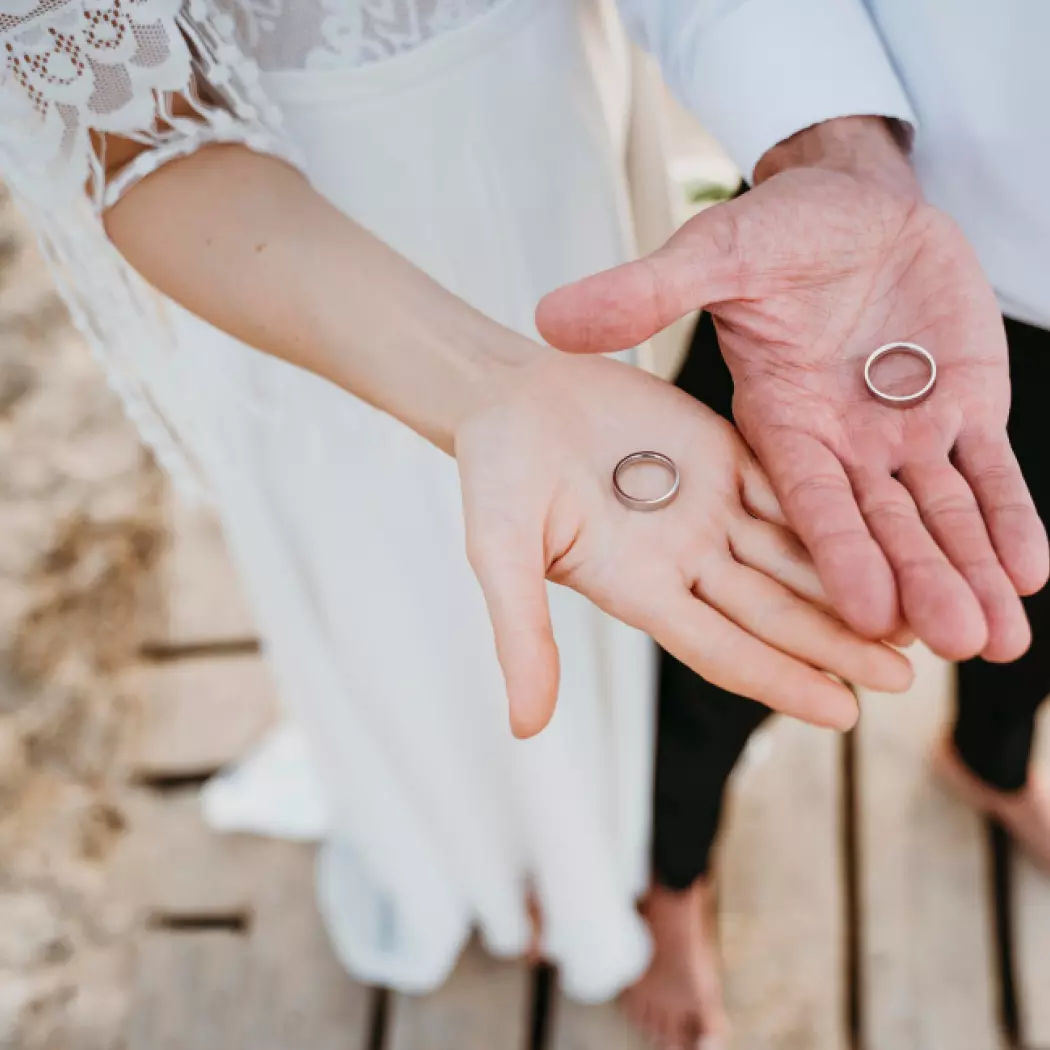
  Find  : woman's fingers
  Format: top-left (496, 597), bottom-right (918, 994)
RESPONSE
top-left (739, 460), bottom-right (790, 527)
top-left (854, 470), bottom-right (988, 660)
top-left (954, 429), bottom-right (1050, 596)
top-left (898, 458), bottom-right (1031, 662)
top-left (465, 525), bottom-right (560, 739)
top-left (628, 583), bottom-right (861, 730)
top-left (727, 513), bottom-right (828, 607)
top-left (696, 558), bottom-right (914, 695)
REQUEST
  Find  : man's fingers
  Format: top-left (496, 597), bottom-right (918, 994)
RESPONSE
top-left (954, 429), bottom-right (1050, 597)
top-left (465, 528), bottom-right (560, 739)
top-left (753, 430), bottom-right (898, 639)
top-left (697, 559), bottom-right (914, 694)
top-left (535, 207), bottom-right (745, 355)
top-left (632, 584), bottom-right (861, 730)
top-left (727, 513), bottom-right (828, 608)
top-left (898, 459), bottom-right (1031, 662)
top-left (855, 471), bottom-right (988, 660)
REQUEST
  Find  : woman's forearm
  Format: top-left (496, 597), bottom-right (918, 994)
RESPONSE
top-left (104, 144), bottom-right (542, 452)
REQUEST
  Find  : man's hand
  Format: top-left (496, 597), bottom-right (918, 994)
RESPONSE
top-left (537, 117), bottom-right (1049, 662)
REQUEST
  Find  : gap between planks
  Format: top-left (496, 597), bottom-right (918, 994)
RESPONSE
top-left (719, 716), bottom-right (847, 1050)
top-left (1013, 708), bottom-right (1050, 1047)
top-left (856, 646), bottom-right (1003, 1050)
top-left (119, 798), bottom-right (373, 1050)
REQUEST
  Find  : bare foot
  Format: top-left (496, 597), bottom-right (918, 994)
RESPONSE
top-left (932, 736), bottom-right (1050, 872)
top-left (621, 880), bottom-right (729, 1050)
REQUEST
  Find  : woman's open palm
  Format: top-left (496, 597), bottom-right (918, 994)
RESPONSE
top-left (455, 349), bottom-right (912, 737)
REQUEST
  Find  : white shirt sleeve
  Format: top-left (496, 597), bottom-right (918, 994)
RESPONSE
top-left (618, 0), bottom-right (917, 179)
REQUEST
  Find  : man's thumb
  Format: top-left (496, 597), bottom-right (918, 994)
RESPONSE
top-left (536, 207), bottom-right (742, 354)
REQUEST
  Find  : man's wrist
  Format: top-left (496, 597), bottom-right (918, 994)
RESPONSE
top-left (753, 116), bottom-right (920, 200)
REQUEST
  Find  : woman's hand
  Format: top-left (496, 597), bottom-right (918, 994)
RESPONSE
top-left (456, 347), bottom-right (914, 738)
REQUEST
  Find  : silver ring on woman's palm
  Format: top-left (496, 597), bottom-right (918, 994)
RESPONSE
top-left (613, 451), bottom-right (681, 511)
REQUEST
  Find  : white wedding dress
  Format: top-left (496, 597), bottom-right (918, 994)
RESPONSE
top-left (0, 0), bottom-right (677, 1000)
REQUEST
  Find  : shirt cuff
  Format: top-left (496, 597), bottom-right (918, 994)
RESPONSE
top-left (661, 0), bottom-right (917, 180)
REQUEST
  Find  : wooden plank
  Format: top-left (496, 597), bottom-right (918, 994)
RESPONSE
top-left (143, 501), bottom-right (257, 650)
top-left (549, 993), bottom-right (648, 1050)
top-left (124, 849), bottom-right (372, 1050)
top-left (112, 791), bottom-right (269, 918)
top-left (717, 717), bottom-right (847, 1050)
top-left (125, 655), bottom-right (279, 778)
top-left (238, 843), bottom-right (373, 1050)
top-left (385, 942), bottom-right (530, 1050)
top-left (126, 931), bottom-right (250, 1050)
top-left (857, 645), bottom-right (1002, 1050)
top-left (122, 805), bottom-right (373, 1049)
top-left (1014, 708), bottom-right (1050, 1046)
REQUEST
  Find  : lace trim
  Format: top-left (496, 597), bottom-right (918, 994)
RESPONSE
top-left (222, 0), bottom-right (506, 74)
top-left (310, 0), bottom-right (500, 69)
top-left (0, 0), bottom-right (302, 496)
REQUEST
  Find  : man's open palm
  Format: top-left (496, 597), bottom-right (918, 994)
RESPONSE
top-left (538, 168), bottom-right (1049, 661)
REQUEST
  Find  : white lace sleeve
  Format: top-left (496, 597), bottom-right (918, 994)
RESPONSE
top-left (0, 0), bottom-right (302, 494)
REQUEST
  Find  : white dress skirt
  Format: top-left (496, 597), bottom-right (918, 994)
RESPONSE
top-left (159, 0), bottom-right (658, 1002)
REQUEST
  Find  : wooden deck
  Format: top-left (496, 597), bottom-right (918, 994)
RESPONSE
top-left (113, 501), bottom-right (1050, 1050)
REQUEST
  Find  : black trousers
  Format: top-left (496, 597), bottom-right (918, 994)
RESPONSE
top-left (652, 310), bottom-right (1050, 892)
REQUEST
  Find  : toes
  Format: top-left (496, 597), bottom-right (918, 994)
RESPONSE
top-left (631, 998), bottom-right (668, 1049)
top-left (646, 1005), bottom-right (669, 1049)
top-left (678, 1010), bottom-right (704, 1050)
top-left (619, 990), bottom-right (647, 1036)
top-left (655, 1003), bottom-right (680, 1050)
top-left (620, 986), bottom-right (672, 1049)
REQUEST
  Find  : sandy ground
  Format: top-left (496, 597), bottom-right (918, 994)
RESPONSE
top-left (0, 192), bottom-right (163, 1049)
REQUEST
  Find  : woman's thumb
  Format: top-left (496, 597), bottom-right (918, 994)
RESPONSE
top-left (466, 528), bottom-right (561, 739)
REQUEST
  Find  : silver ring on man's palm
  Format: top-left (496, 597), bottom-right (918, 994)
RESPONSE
top-left (864, 341), bottom-right (937, 407)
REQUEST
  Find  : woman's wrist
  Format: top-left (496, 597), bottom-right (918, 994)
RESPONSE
top-left (305, 247), bottom-right (553, 454)
top-left (329, 304), bottom-right (551, 456)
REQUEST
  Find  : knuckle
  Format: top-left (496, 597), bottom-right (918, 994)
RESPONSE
top-left (920, 491), bottom-right (976, 520)
top-left (972, 463), bottom-right (1017, 493)
top-left (706, 208), bottom-right (743, 272)
top-left (992, 500), bottom-right (1039, 522)
top-left (638, 254), bottom-right (675, 330)
top-left (896, 554), bottom-right (948, 581)
top-left (783, 472), bottom-right (849, 509)
top-left (864, 500), bottom-right (912, 526)
top-left (950, 556), bottom-right (1003, 590)
top-left (812, 525), bottom-right (869, 555)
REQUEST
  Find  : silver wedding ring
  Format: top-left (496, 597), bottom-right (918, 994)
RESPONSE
top-left (864, 341), bottom-right (937, 407)
top-left (613, 451), bottom-right (681, 512)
